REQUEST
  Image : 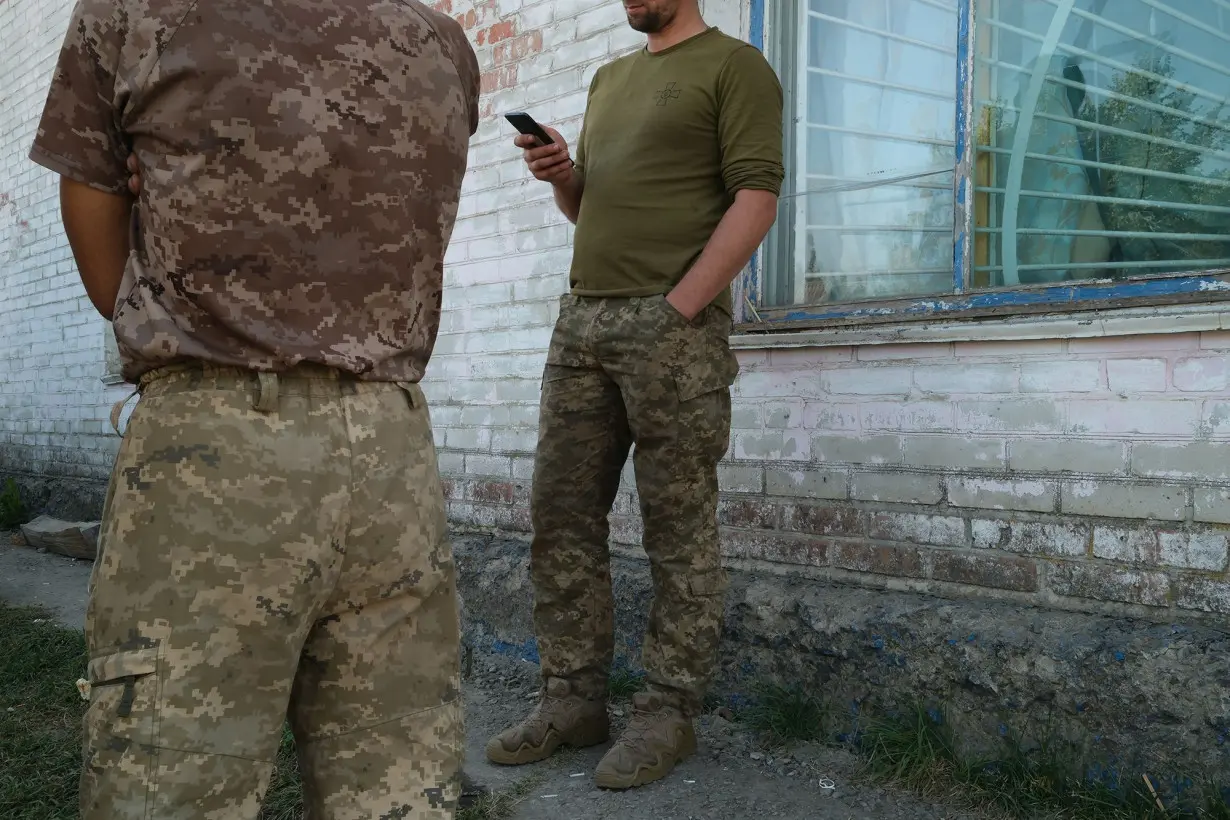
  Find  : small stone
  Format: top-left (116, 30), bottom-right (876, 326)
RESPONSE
top-left (750, 752), bottom-right (763, 761)
top-left (9, 531), bottom-right (27, 546)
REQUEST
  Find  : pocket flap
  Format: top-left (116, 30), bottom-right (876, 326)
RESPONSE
top-left (688, 569), bottom-right (729, 597)
top-left (673, 350), bottom-right (740, 403)
top-left (88, 645), bottom-right (161, 685)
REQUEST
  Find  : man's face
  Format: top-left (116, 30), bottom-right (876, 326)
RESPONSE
top-left (623, 0), bottom-right (679, 33)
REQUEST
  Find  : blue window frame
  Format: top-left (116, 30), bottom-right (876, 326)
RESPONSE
top-left (742, 0), bottom-right (1230, 329)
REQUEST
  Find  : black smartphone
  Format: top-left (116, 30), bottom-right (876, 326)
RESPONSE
top-left (504, 112), bottom-right (555, 146)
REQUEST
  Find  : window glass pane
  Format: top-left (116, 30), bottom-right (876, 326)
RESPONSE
top-left (973, 0), bottom-right (1230, 288)
top-left (776, 0), bottom-right (960, 308)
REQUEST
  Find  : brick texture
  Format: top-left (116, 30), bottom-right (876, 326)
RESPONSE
top-left (6, 0), bottom-right (1230, 626)
top-left (0, 0), bottom-right (131, 483)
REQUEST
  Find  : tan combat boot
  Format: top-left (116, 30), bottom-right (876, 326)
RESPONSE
top-left (485, 677), bottom-right (610, 765)
top-left (593, 691), bottom-right (696, 790)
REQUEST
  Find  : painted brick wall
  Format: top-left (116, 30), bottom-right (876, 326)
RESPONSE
top-left (5, 0), bottom-right (1229, 625)
top-left (417, 0), bottom-right (1230, 623)
top-left (0, 0), bottom-right (130, 483)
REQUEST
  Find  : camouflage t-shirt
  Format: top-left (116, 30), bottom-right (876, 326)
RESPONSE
top-left (30, 0), bottom-right (480, 384)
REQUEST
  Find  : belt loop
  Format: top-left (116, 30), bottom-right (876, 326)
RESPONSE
top-left (395, 381), bottom-right (420, 409)
top-left (254, 372), bottom-right (279, 413)
top-left (109, 389), bottom-right (139, 436)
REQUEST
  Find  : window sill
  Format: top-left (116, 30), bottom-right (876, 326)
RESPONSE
top-left (731, 301), bottom-right (1228, 350)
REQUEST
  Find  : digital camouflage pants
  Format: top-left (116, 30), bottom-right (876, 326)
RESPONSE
top-left (82, 363), bottom-right (462, 819)
top-left (531, 294), bottom-right (740, 717)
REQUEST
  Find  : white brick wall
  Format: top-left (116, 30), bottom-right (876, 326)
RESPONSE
top-left (0, 0), bottom-right (130, 482)
top-left (423, 0), bottom-right (749, 485)
top-left (6, 0), bottom-right (1230, 621)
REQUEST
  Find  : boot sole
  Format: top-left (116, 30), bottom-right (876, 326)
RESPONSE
top-left (593, 727), bottom-right (697, 791)
top-left (485, 722), bottom-right (610, 766)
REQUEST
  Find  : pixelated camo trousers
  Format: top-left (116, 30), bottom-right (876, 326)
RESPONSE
top-left (82, 363), bottom-right (462, 820)
top-left (531, 294), bottom-right (739, 716)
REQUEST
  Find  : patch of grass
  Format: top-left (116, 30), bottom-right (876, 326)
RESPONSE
top-left (258, 725), bottom-right (302, 820)
top-left (858, 702), bottom-right (1230, 819)
top-left (0, 602), bottom-right (88, 819)
top-left (0, 478), bottom-right (27, 529)
top-left (741, 682), bottom-right (827, 745)
top-left (607, 667), bottom-right (646, 700)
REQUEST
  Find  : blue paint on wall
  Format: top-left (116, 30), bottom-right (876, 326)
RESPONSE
top-left (954, 0), bottom-right (971, 199)
top-left (773, 274), bottom-right (1230, 324)
top-left (749, 0), bottom-right (765, 50)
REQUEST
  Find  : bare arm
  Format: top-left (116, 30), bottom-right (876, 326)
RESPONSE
top-left (60, 177), bottom-right (132, 320)
top-left (666, 189), bottom-right (779, 320)
top-left (518, 128), bottom-right (585, 224)
top-left (552, 174), bottom-right (585, 225)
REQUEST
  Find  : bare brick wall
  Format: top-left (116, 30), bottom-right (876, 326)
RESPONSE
top-left (443, 331), bottom-right (1230, 623)
top-left (5, 0), bottom-right (1230, 625)
top-left (0, 0), bottom-right (130, 483)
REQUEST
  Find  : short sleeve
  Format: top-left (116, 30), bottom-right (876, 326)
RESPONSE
top-left (716, 45), bottom-right (785, 196)
top-left (572, 68), bottom-right (603, 178)
top-left (431, 12), bottom-right (481, 137)
top-left (29, 0), bottom-right (130, 194)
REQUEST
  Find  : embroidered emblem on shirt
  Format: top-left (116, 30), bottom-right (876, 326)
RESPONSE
top-left (655, 82), bottom-right (681, 106)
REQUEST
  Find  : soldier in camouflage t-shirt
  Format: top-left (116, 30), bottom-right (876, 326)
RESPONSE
top-left (30, 0), bottom-right (479, 817)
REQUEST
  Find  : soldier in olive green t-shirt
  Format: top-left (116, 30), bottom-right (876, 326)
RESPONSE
top-left (486, 0), bottom-right (784, 792)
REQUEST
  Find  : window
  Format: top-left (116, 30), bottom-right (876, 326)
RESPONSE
top-left (754, 0), bottom-right (1230, 324)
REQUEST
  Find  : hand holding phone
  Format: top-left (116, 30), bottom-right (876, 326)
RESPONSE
top-left (504, 112), bottom-right (575, 185)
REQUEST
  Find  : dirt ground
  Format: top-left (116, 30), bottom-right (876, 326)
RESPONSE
top-left (0, 537), bottom-right (967, 820)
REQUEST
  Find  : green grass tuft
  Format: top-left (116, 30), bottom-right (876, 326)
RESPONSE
top-left (858, 702), bottom-right (1230, 819)
top-left (607, 666), bottom-right (647, 700)
top-left (0, 478), bottom-right (27, 529)
top-left (741, 682), bottom-right (827, 745)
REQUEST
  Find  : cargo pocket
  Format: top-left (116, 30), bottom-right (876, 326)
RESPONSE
top-left (84, 645), bottom-right (162, 742)
top-left (671, 348), bottom-right (740, 403)
top-left (687, 568), bottom-right (729, 598)
top-left (80, 644), bottom-right (163, 814)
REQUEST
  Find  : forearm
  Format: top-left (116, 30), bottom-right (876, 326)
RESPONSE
top-left (553, 174), bottom-right (585, 224)
top-left (668, 188), bottom-right (778, 318)
top-left (60, 177), bottom-right (133, 320)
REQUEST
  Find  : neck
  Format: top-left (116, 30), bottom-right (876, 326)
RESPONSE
top-left (645, 10), bottom-right (708, 52)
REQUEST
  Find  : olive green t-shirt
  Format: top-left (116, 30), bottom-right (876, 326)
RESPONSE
top-left (570, 27), bottom-right (785, 316)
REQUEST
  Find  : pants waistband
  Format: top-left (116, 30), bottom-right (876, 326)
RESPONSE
top-left (127, 362), bottom-right (419, 417)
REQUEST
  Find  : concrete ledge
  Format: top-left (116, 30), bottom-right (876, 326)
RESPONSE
top-left (454, 531), bottom-right (1230, 781)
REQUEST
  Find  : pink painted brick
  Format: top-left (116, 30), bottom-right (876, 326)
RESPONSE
top-left (1199, 331), bottom-right (1230, 349)
top-left (856, 342), bottom-right (953, 361)
top-left (860, 401), bottom-right (954, 432)
top-left (1173, 356), bottom-right (1229, 392)
top-left (802, 402), bottom-right (860, 431)
top-left (1021, 361), bottom-right (1102, 393)
top-left (736, 369), bottom-right (826, 398)
top-left (732, 430), bottom-right (811, 462)
top-left (1105, 359), bottom-right (1167, 393)
top-left (735, 350), bottom-right (771, 369)
top-left (954, 339), bottom-right (1063, 358)
top-left (762, 400), bottom-right (806, 429)
top-left (768, 347), bottom-right (854, 367)
top-left (1067, 400), bottom-right (1200, 437)
top-left (824, 366), bottom-right (913, 395)
top-left (1069, 332), bottom-right (1200, 353)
